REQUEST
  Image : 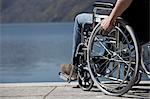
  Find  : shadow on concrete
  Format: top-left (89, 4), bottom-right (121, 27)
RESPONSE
top-left (72, 83), bottom-right (150, 98)
top-left (122, 87), bottom-right (150, 98)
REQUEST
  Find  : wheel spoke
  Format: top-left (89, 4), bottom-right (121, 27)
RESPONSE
top-left (87, 20), bottom-right (138, 95)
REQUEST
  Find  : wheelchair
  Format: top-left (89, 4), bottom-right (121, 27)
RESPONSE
top-left (60, 1), bottom-right (150, 96)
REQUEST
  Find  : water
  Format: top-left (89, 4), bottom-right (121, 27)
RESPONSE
top-left (0, 23), bottom-right (73, 83)
top-left (0, 22), bottom-right (149, 83)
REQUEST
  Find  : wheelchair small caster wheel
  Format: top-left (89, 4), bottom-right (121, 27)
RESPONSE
top-left (78, 69), bottom-right (94, 91)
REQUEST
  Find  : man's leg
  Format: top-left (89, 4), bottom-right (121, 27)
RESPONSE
top-left (72, 13), bottom-right (93, 64)
top-left (60, 13), bottom-right (108, 80)
top-left (60, 13), bottom-right (93, 80)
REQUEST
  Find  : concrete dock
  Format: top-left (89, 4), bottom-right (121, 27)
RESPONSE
top-left (0, 81), bottom-right (149, 99)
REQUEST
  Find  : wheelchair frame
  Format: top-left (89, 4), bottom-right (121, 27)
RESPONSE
top-left (60, 1), bottom-right (150, 96)
top-left (77, 1), bottom-right (149, 95)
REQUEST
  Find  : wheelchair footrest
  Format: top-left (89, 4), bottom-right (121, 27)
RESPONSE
top-left (59, 72), bottom-right (69, 82)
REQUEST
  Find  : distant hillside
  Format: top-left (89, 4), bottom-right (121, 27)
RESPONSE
top-left (0, 0), bottom-right (115, 23)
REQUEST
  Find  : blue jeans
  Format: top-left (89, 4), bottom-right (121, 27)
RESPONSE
top-left (72, 13), bottom-right (93, 62)
top-left (72, 13), bottom-right (106, 63)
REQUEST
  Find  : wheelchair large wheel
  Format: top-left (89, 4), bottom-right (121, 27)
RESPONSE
top-left (87, 19), bottom-right (139, 96)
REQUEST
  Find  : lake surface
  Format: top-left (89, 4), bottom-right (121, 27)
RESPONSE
top-left (0, 22), bottom-right (148, 83)
top-left (0, 23), bottom-right (73, 83)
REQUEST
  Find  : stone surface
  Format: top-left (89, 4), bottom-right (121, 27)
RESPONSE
top-left (0, 82), bottom-right (149, 99)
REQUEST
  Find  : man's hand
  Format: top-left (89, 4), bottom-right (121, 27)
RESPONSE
top-left (100, 16), bottom-right (115, 32)
top-left (100, 0), bottom-right (133, 32)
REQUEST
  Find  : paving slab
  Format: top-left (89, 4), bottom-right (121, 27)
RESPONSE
top-left (0, 82), bottom-right (149, 99)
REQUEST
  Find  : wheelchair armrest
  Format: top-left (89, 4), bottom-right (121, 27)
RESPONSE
top-left (93, 1), bottom-right (114, 9)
